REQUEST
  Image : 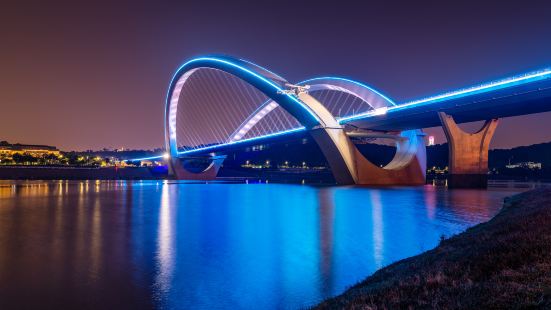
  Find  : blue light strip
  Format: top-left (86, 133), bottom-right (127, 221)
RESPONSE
top-left (238, 58), bottom-right (288, 82)
top-left (298, 76), bottom-right (397, 106)
top-left (338, 68), bottom-right (551, 123)
top-left (123, 155), bottom-right (165, 162)
top-left (178, 127), bottom-right (306, 155)
top-left (229, 98), bottom-right (274, 140)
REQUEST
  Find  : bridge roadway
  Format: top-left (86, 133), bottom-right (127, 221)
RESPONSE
top-left (343, 71), bottom-right (551, 131)
top-left (180, 69), bottom-right (551, 156)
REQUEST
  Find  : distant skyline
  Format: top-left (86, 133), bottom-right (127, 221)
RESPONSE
top-left (2, 0), bottom-right (551, 150)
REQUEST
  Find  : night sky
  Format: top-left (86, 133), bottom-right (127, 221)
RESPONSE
top-left (2, 0), bottom-right (551, 151)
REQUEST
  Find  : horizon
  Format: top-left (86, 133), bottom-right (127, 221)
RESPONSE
top-left (4, 136), bottom-right (551, 153)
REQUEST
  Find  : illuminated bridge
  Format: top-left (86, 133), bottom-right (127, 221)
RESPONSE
top-left (156, 55), bottom-right (551, 187)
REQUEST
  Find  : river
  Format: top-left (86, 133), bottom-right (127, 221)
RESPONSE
top-left (0, 180), bottom-right (521, 309)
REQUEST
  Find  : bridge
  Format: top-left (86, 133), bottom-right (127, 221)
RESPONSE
top-left (159, 55), bottom-right (551, 187)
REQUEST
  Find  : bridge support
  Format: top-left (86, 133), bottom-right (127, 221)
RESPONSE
top-left (299, 93), bottom-right (426, 186)
top-left (353, 130), bottom-right (426, 186)
top-left (169, 155), bottom-right (226, 181)
top-left (438, 112), bottom-right (498, 188)
top-left (310, 128), bottom-right (426, 186)
top-left (309, 128), bottom-right (357, 185)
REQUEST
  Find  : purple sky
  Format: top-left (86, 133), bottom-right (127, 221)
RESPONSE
top-left (1, 0), bottom-right (551, 151)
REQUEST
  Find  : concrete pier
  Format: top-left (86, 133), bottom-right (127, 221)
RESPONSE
top-left (438, 112), bottom-right (498, 188)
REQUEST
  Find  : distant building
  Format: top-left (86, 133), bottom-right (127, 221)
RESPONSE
top-left (139, 160), bottom-right (154, 167)
top-left (505, 161), bottom-right (542, 169)
top-left (0, 141), bottom-right (60, 156)
top-left (428, 136), bottom-right (435, 146)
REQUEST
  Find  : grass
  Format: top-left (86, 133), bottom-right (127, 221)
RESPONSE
top-left (314, 188), bottom-right (551, 309)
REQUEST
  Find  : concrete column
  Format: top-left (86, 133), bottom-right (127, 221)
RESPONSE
top-left (309, 127), bottom-right (357, 185)
top-left (438, 112), bottom-right (498, 188)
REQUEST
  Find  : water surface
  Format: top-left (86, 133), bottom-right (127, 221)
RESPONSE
top-left (0, 181), bottom-right (518, 309)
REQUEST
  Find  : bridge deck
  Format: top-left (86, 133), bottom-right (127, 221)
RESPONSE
top-left (179, 69), bottom-right (551, 156)
top-left (347, 76), bottom-right (551, 131)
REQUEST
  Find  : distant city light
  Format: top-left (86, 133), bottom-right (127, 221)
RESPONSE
top-left (428, 136), bottom-right (435, 146)
top-left (372, 107), bottom-right (388, 116)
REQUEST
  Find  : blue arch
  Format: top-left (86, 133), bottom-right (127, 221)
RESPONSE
top-left (165, 56), bottom-right (322, 126)
top-left (164, 56), bottom-right (328, 159)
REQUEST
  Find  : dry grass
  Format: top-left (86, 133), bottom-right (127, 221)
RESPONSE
top-left (315, 188), bottom-right (551, 310)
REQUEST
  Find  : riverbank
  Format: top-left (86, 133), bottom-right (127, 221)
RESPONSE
top-left (315, 188), bottom-right (551, 309)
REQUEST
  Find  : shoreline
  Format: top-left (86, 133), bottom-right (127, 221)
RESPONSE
top-left (0, 166), bottom-right (166, 180)
top-left (314, 188), bottom-right (551, 309)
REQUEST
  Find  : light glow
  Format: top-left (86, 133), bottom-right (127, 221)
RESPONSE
top-left (372, 107), bottom-right (388, 116)
top-left (231, 101), bottom-right (279, 141)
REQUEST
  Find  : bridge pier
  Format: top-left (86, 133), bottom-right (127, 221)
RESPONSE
top-left (302, 93), bottom-right (426, 186)
top-left (438, 112), bottom-right (498, 188)
top-left (169, 155), bottom-right (226, 181)
top-left (310, 127), bottom-right (426, 186)
top-left (352, 129), bottom-right (427, 186)
top-left (309, 128), bottom-right (357, 184)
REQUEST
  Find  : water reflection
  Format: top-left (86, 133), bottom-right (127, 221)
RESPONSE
top-left (370, 190), bottom-right (384, 268)
top-left (424, 184), bottom-right (437, 219)
top-left (0, 181), bottom-right (520, 309)
top-left (155, 182), bottom-right (174, 298)
top-left (318, 188), bottom-right (335, 297)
